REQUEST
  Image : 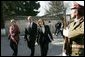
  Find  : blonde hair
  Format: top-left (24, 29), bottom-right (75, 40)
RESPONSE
top-left (9, 19), bottom-right (16, 26)
top-left (37, 19), bottom-right (45, 26)
top-left (10, 19), bottom-right (15, 23)
top-left (27, 16), bottom-right (32, 19)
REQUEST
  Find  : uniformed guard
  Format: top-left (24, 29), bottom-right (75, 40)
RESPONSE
top-left (63, 1), bottom-right (84, 56)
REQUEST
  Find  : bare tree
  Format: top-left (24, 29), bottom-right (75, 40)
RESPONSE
top-left (45, 1), bottom-right (64, 16)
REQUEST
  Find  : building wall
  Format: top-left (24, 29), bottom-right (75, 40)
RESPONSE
top-left (5, 16), bottom-right (62, 36)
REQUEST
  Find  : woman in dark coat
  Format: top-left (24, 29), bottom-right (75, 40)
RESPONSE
top-left (37, 19), bottom-right (54, 56)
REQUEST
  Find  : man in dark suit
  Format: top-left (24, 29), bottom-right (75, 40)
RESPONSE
top-left (24, 16), bottom-right (37, 56)
top-left (37, 19), bottom-right (53, 56)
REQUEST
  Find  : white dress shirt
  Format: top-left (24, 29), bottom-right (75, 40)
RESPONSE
top-left (27, 22), bottom-right (33, 28)
top-left (41, 25), bottom-right (45, 33)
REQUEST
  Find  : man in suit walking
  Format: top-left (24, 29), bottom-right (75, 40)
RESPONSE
top-left (24, 16), bottom-right (37, 56)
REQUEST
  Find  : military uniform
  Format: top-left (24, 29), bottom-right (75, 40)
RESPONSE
top-left (63, 1), bottom-right (84, 56)
top-left (68, 17), bottom-right (84, 56)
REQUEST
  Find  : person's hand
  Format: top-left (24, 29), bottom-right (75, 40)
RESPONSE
top-left (63, 27), bottom-right (69, 37)
top-left (15, 41), bottom-right (17, 45)
top-left (50, 38), bottom-right (54, 42)
top-left (11, 37), bottom-right (17, 45)
top-left (52, 39), bottom-right (54, 41)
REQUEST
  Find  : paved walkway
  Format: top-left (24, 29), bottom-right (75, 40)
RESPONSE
top-left (1, 35), bottom-right (64, 56)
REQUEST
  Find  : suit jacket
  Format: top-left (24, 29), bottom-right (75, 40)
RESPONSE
top-left (37, 25), bottom-right (53, 44)
top-left (24, 22), bottom-right (37, 47)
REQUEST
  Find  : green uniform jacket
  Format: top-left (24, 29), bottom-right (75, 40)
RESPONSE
top-left (68, 17), bottom-right (84, 56)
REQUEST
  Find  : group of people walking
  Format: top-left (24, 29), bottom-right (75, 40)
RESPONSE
top-left (8, 1), bottom-right (84, 56)
top-left (8, 16), bottom-right (53, 56)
